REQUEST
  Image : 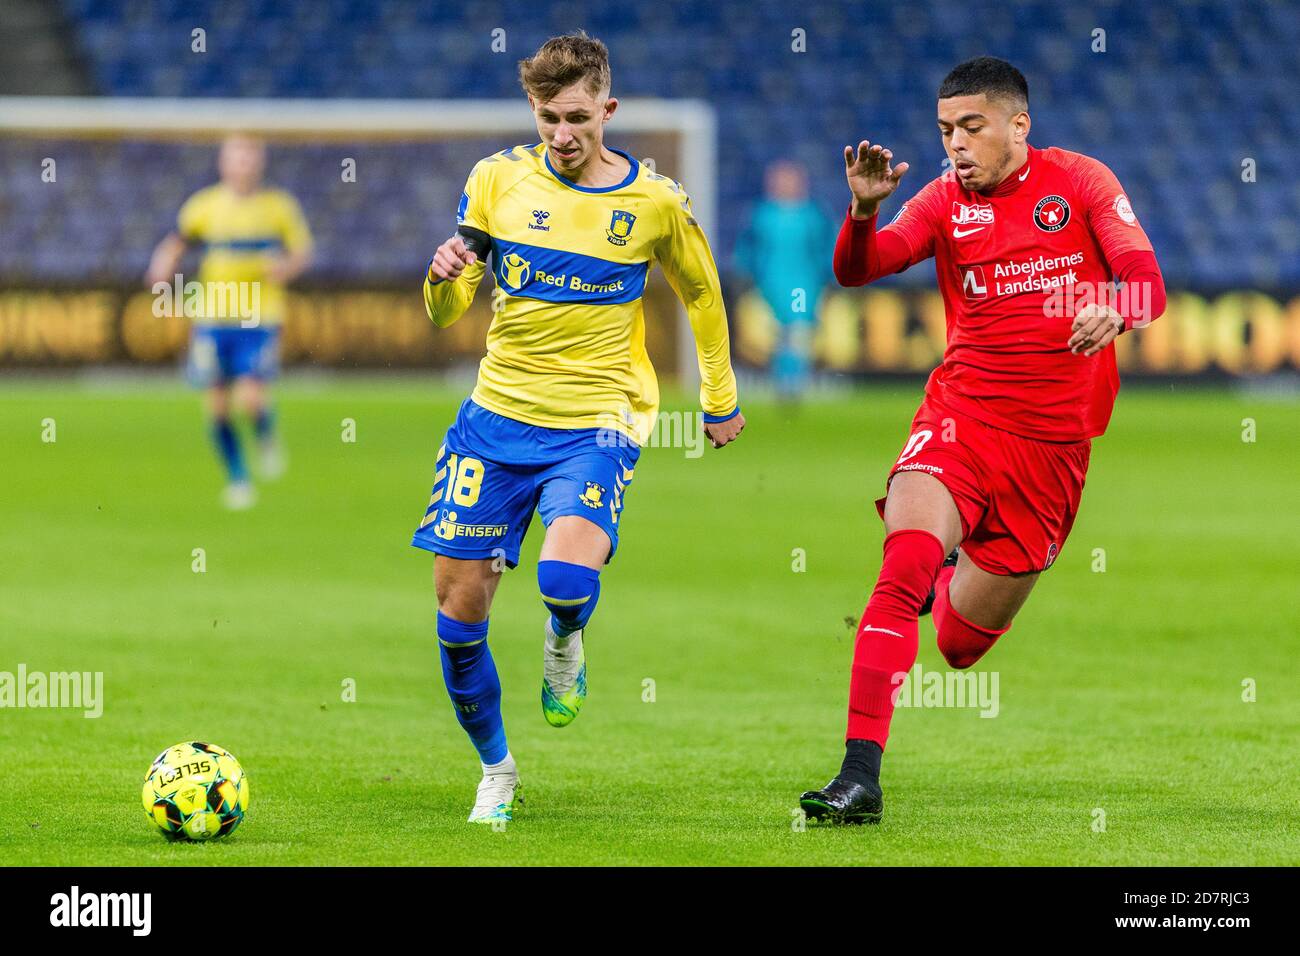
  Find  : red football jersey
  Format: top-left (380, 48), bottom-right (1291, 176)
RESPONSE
top-left (871, 144), bottom-right (1154, 441)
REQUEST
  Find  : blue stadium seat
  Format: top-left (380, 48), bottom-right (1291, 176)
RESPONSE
top-left (6, 0), bottom-right (1288, 290)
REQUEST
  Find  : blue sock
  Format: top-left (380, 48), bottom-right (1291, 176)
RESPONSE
top-left (254, 407), bottom-right (274, 443)
top-left (210, 418), bottom-right (248, 482)
top-left (538, 560), bottom-right (601, 637)
top-left (437, 611), bottom-right (507, 765)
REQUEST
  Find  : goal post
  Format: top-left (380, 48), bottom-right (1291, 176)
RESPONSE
top-left (0, 96), bottom-right (717, 384)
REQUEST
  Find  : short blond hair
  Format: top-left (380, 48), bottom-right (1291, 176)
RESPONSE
top-left (518, 31), bottom-right (611, 102)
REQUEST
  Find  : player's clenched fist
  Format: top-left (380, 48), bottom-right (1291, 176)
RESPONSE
top-left (704, 411), bottom-right (745, 449)
top-left (844, 140), bottom-right (910, 220)
top-left (427, 234), bottom-right (477, 282)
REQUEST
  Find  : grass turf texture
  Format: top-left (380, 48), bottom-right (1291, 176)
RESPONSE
top-left (1, 377), bottom-right (1296, 866)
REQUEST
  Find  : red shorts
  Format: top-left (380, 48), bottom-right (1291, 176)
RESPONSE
top-left (875, 396), bottom-right (1091, 575)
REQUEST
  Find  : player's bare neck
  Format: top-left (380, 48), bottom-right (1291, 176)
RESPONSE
top-left (571, 146), bottom-right (630, 188)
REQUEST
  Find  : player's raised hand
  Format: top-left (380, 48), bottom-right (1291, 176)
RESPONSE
top-left (428, 234), bottom-right (477, 282)
top-left (844, 140), bottom-right (910, 219)
top-left (1068, 302), bottom-right (1125, 356)
top-left (704, 411), bottom-right (745, 449)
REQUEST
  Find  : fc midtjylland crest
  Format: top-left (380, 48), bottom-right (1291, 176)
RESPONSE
top-left (606, 210), bottom-right (636, 246)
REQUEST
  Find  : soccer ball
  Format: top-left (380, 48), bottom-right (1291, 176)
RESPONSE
top-left (141, 741), bottom-right (249, 841)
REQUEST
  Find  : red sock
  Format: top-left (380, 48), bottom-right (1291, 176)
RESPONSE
top-left (934, 562), bottom-right (956, 607)
top-left (933, 573), bottom-right (1009, 669)
top-left (847, 529), bottom-right (947, 749)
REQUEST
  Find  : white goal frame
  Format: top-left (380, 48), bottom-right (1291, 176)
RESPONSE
top-left (0, 96), bottom-right (717, 384)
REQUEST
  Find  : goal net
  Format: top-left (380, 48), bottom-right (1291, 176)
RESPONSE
top-left (0, 96), bottom-right (716, 381)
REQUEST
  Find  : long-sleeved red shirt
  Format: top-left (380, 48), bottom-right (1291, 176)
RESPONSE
top-left (834, 144), bottom-right (1166, 441)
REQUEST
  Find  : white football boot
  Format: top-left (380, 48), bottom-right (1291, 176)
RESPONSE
top-left (258, 439), bottom-right (287, 481)
top-left (467, 754), bottom-right (522, 824)
top-left (541, 617), bottom-right (587, 727)
top-left (220, 480), bottom-right (257, 511)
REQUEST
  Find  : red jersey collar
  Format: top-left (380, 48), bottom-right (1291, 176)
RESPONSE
top-left (972, 144), bottom-right (1035, 198)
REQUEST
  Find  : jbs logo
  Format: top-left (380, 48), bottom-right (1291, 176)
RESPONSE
top-left (951, 201), bottom-right (994, 225)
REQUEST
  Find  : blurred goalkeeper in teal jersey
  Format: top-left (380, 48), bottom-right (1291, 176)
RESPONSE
top-left (146, 134), bottom-right (313, 510)
top-left (413, 32), bottom-right (744, 823)
top-left (733, 160), bottom-right (834, 401)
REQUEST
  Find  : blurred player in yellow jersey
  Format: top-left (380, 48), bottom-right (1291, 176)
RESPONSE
top-left (413, 32), bottom-right (745, 823)
top-left (146, 134), bottom-right (313, 510)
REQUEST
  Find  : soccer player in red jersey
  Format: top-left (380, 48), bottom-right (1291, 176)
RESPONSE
top-left (799, 57), bottom-right (1166, 824)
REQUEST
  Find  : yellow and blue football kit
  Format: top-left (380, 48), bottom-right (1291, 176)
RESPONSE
top-left (411, 143), bottom-right (740, 568)
top-left (177, 184), bottom-right (312, 387)
top-left (416, 144), bottom-right (744, 772)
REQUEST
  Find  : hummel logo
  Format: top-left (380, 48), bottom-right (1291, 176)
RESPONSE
top-left (861, 625), bottom-right (905, 638)
top-left (952, 225), bottom-right (985, 238)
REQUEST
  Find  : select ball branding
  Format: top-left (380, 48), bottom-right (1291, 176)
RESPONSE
top-left (152, 756), bottom-right (212, 787)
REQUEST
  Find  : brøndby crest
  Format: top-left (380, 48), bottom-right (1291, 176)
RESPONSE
top-left (580, 482), bottom-right (605, 508)
top-left (605, 210), bottom-right (636, 246)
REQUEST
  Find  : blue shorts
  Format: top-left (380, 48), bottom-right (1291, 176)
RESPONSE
top-left (410, 398), bottom-right (640, 568)
top-left (186, 325), bottom-right (280, 388)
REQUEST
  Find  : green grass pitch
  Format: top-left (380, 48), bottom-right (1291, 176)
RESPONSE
top-left (1, 376), bottom-right (1296, 865)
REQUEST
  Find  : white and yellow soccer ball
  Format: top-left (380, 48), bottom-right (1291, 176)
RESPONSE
top-left (141, 741), bottom-right (249, 841)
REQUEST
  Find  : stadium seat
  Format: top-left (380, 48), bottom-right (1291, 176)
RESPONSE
top-left (3, 0), bottom-right (1289, 290)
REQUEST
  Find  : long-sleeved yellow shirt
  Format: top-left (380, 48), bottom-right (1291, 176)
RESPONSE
top-left (424, 143), bottom-right (738, 443)
top-left (178, 184), bottom-right (312, 325)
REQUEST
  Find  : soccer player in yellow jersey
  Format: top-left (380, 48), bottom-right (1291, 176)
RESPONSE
top-left (146, 134), bottom-right (312, 510)
top-left (412, 33), bottom-right (745, 823)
